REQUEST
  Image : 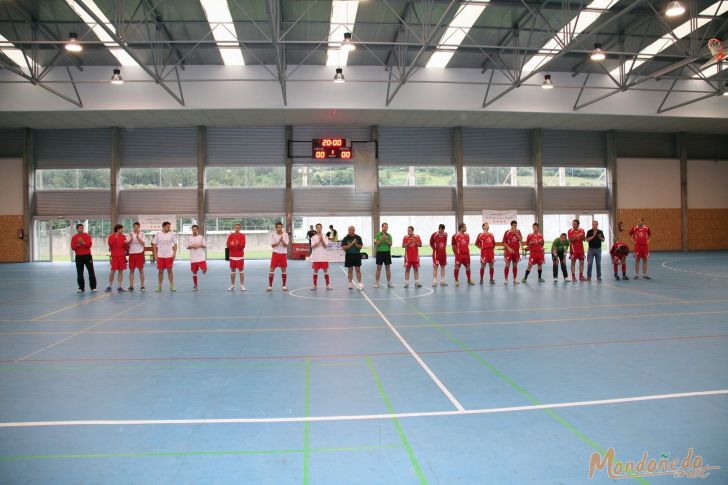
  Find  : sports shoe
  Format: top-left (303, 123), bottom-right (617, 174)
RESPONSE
top-left (192, 286), bottom-right (198, 291)
top-left (282, 286), bottom-right (288, 291)
top-left (326, 285), bottom-right (334, 290)
top-left (170, 286), bottom-right (176, 292)
top-left (579, 275), bottom-right (586, 281)
top-left (597, 277), bottom-right (602, 281)
top-left (479, 280), bottom-right (483, 285)
top-left (622, 275), bottom-right (629, 280)
top-left (440, 282), bottom-right (448, 287)
top-left (521, 277), bottom-right (528, 284)
top-left (140, 287), bottom-right (146, 292)
top-left (77, 288), bottom-right (84, 293)
top-left (117, 287), bottom-right (125, 292)
top-left (266, 287), bottom-right (272, 292)
top-left (349, 282), bottom-right (353, 290)
top-left (90, 288), bottom-right (98, 292)
top-left (614, 274), bottom-right (620, 280)
top-left (490, 279), bottom-right (495, 285)
top-left (415, 282), bottom-right (422, 288)
top-left (404, 283), bottom-right (409, 288)
top-left (634, 275), bottom-right (640, 279)
top-left (571, 276), bottom-right (577, 282)
top-left (155, 286), bottom-right (162, 292)
top-left (467, 280), bottom-right (475, 286)
top-left (105, 287), bottom-right (112, 293)
top-left (513, 280), bottom-right (520, 285)
top-left (643, 275), bottom-right (651, 280)
top-left (310, 286), bottom-right (317, 290)
top-left (357, 283), bottom-right (364, 290)
top-left (554, 278), bottom-right (559, 283)
top-left (227, 286), bottom-right (234, 292)
top-left (240, 285), bottom-right (246, 291)
top-left (374, 283), bottom-right (379, 288)
top-left (538, 278), bottom-right (546, 283)
top-left (387, 282), bottom-right (394, 288)
top-left (504, 280), bottom-right (508, 285)
top-left (454, 281), bottom-right (460, 287)
top-left (127, 286), bottom-right (134, 291)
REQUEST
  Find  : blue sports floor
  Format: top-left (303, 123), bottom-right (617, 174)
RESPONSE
top-left (1, 252), bottom-right (727, 484)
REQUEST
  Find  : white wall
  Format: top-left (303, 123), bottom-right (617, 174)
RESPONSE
top-left (0, 158), bottom-right (23, 215)
top-left (616, 158), bottom-right (680, 209)
top-left (687, 160), bottom-right (728, 209)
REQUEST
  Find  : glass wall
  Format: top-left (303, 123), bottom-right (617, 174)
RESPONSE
top-left (464, 213), bottom-right (536, 254)
top-left (542, 167), bottom-right (607, 187)
top-left (543, 213), bottom-right (611, 250)
top-left (293, 166), bottom-right (354, 186)
top-left (295, 216), bottom-right (372, 248)
top-left (35, 169), bottom-right (110, 190)
top-left (206, 167), bottom-right (285, 188)
top-left (120, 167), bottom-right (197, 188)
top-left (379, 166), bottom-right (456, 186)
top-left (464, 167), bottom-right (535, 186)
top-left (34, 218), bottom-right (112, 262)
top-left (380, 215), bottom-right (456, 256)
top-left (205, 216), bottom-right (285, 260)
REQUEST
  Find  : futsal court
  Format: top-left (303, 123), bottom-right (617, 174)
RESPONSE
top-left (1, 252), bottom-right (726, 484)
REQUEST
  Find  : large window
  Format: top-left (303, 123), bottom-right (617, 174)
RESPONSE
top-left (296, 216), bottom-right (372, 248)
top-left (381, 215), bottom-right (456, 256)
top-left (34, 218), bottom-right (111, 262)
top-left (206, 167), bottom-right (285, 188)
top-left (120, 167), bottom-right (197, 189)
top-left (293, 166), bottom-right (353, 186)
top-left (542, 167), bottom-right (606, 187)
top-left (205, 216), bottom-right (284, 260)
top-left (36, 169), bottom-right (110, 190)
top-left (543, 214), bottom-right (611, 249)
top-left (379, 166), bottom-right (456, 186)
top-left (464, 213), bottom-right (536, 253)
top-left (464, 167), bottom-right (535, 186)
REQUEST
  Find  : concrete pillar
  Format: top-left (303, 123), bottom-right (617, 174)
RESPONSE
top-left (606, 130), bottom-right (617, 245)
top-left (371, 125), bottom-right (380, 256)
top-left (110, 127), bottom-right (120, 228)
top-left (22, 128), bottom-right (34, 262)
top-left (197, 126), bottom-right (206, 232)
top-left (454, 126), bottom-right (464, 226)
top-left (285, 126), bottom-right (293, 257)
top-left (677, 132), bottom-right (688, 252)
top-left (531, 129), bottom-right (544, 228)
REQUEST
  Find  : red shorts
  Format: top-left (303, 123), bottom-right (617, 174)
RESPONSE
top-left (504, 249), bottom-right (520, 263)
top-left (455, 254), bottom-right (471, 266)
top-left (570, 251), bottom-right (585, 261)
top-left (528, 252), bottom-right (545, 266)
top-left (634, 244), bottom-right (649, 259)
top-left (229, 259), bottom-right (244, 271)
top-left (405, 261), bottom-right (420, 270)
top-left (191, 261), bottom-right (207, 274)
top-left (432, 251), bottom-right (447, 267)
top-left (270, 253), bottom-right (288, 269)
top-left (611, 255), bottom-right (627, 265)
top-left (480, 249), bottom-right (495, 264)
top-left (312, 261), bottom-right (329, 271)
top-left (110, 255), bottom-right (127, 271)
top-left (128, 252), bottom-right (145, 270)
top-left (156, 257), bottom-right (173, 270)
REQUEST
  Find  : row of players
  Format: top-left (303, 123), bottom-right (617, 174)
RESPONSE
top-left (69, 219), bottom-right (651, 293)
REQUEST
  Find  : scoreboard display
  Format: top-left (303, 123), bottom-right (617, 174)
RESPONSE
top-left (312, 138), bottom-right (352, 159)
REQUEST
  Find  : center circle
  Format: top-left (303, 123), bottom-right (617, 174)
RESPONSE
top-left (288, 286), bottom-right (435, 301)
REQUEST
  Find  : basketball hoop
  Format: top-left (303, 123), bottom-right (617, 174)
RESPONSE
top-left (699, 38), bottom-right (726, 71)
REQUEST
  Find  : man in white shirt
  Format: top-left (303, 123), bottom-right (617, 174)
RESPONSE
top-left (310, 223), bottom-right (333, 290)
top-left (126, 222), bottom-right (146, 292)
top-left (268, 221), bottom-right (289, 291)
top-left (152, 221), bottom-right (177, 292)
top-left (187, 224), bottom-right (207, 291)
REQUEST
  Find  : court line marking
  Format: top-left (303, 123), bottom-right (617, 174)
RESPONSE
top-left (0, 389), bottom-right (724, 428)
top-left (12, 299), bottom-right (152, 363)
top-left (4, 308), bottom-right (728, 337)
top-left (29, 293), bottom-right (111, 321)
top-left (4, 297), bottom-right (728, 324)
top-left (288, 286), bottom-right (434, 301)
top-left (662, 257), bottom-right (728, 279)
top-left (3, 332), bottom-right (726, 366)
top-left (599, 282), bottom-right (689, 303)
top-left (340, 267), bottom-right (465, 411)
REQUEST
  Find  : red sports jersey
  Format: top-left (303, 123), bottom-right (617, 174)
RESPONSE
top-left (107, 233), bottom-right (127, 257)
top-left (568, 228), bottom-right (585, 253)
top-left (226, 233), bottom-right (246, 258)
top-left (502, 229), bottom-right (522, 252)
top-left (476, 232), bottom-right (495, 251)
top-left (610, 241), bottom-right (630, 258)
top-left (452, 233), bottom-right (470, 255)
top-left (430, 232), bottom-right (448, 251)
top-left (71, 233), bottom-right (92, 256)
top-left (403, 235), bottom-right (422, 264)
top-left (629, 226), bottom-right (651, 245)
top-left (526, 233), bottom-right (544, 255)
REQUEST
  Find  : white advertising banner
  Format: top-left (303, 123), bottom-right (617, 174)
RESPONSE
top-left (482, 210), bottom-right (518, 225)
top-left (137, 215), bottom-right (177, 231)
top-left (325, 242), bottom-right (346, 263)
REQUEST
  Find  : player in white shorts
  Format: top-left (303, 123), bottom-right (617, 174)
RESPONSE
top-left (310, 223), bottom-right (333, 290)
top-left (187, 224), bottom-right (207, 291)
top-left (268, 222), bottom-right (289, 291)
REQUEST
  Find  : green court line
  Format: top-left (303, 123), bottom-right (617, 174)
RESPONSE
top-left (0, 444), bottom-right (403, 462)
top-left (365, 356), bottom-right (428, 485)
top-left (396, 297), bottom-right (650, 485)
top-left (303, 356), bottom-right (311, 485)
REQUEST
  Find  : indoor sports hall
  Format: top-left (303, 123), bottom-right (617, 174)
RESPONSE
top-left (0, 1), bottom-right (727, 484)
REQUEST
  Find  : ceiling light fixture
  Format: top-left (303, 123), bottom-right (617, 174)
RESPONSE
top-left (333, 67), bottom-right (345, 83)
top-left (65, 32), bottom-right (82, 52)
top-left (665, 0), bottom-right (686, 17)
top-left (110, 68), bottom-right (123, 85)
top-left (341, 32), bottom-right (356, 52)
top-left (590, 43), bottom-right (606, 61)
top-left (542, 74), bottom-right (554, 89)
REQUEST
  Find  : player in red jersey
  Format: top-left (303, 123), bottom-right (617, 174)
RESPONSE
top-left (402, 226), bottom-right (423, 288)
top-left (226, 223), bottom-right (246, 291)
top-left (629, 218), bottom-right (651, 279)
top-left (430, 224), bottom-right (448, 287)
top-left (568, 219), bottom-right (586, 282)
top-left (452, 223), bottom-right (474, 286)
top-left (268, 221), bottom-right (289, 291)
top-left (475, 222), bottom-right (496, 285)
top-left (502, 220), bottom-right (523, 285)
top-left (609, 241), bottom-right (630, 281)
top-left (522, 223), bottom-right (546, 283)
top-left (105, 224), bottom-right (127, 293)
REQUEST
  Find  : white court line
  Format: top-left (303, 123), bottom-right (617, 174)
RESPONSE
top-left (12, 299), bottom-right (151, 363)
top-left (1, 389), bottom-right (725, 428)
top-left (339, 266), bottom-right (465, 411)
top-left (30, 293), bottom-right (110, 321)
top-left (662, 257), bottom-right (728, 279)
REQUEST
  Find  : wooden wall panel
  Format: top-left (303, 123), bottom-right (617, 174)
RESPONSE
top-left (615, 209), bottom-right (681, 251)
top-left (0, 215), bottom-right (25, 262)
top-left (688, 209), bottom-right (728, 250)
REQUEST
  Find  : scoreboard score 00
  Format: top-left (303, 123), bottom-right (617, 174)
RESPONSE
top-left (312, 138), bottom-right (353, 159)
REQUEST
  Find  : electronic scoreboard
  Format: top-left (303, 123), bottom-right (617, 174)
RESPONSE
top-left (312, 138), bottom-right (353, 159)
